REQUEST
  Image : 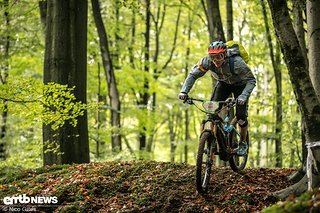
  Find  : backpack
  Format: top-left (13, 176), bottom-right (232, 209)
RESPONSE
top-left (226, 40), bottom-right (250, 74)
top-left (226, 40), bottom-right (249, 63)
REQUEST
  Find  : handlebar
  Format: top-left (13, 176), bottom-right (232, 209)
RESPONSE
top-left (183, 97), bottom-right (204, 104)
top-left (184, 97), bottom-right (237, 106)
top-left (183, 96), bottom-right (236, 115)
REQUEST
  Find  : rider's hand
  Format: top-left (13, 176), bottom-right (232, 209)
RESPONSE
top-left (178, 92), bottom-right (188, 100)
top-left (237, 97), bottom-right (246, 105)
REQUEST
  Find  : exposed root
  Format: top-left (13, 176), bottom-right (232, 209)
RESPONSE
top-left (288, 168), bottom-right (305, 183)
top-left (274, 173), bottom-right (320, 200)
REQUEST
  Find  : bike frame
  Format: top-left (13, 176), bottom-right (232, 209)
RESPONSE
top-left (195, 99), bottom-right (239, 156)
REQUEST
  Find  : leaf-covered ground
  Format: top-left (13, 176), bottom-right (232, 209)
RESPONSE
top-left (0, 161), bottom-right (314, 212)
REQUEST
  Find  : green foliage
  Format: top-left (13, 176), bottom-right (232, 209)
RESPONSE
top-left (0, 0), bottom-right (304, 168)
top-left (42, 83), bottom-right (87, 130)
top-left (0, 78), bottom-right (92, 172)
top-left (0, 79), bottom-right (87, 130)
top-left (263, 190), bottom-right (320, 213)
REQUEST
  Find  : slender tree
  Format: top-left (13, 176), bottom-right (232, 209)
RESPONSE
top-left (226, 0), bottom-right (233, 41)
top-left (169, 109), bottom-right (176, 163)
top-left (43, 0), bottom-right (89, 165)
top-left (138, 0), bottom-right (151, 153)
top-left (0, 0), bottom-right (10, 160)
top-left (261, 0), bottom-right (282, 167)
top-left (183, 2), bottom-right (195, 163)
top-left (95, 62), bottom-right (107, 158)
top-left (91, 0), bottom-right (122, 152)
top-left (147, 1), bottom-right (182, 152)
top-left (147, 1), bottom-right (167, 152)
top-left (128, 7), bottom-right (136, 68)
top-left (204, 0), bottom-right (225, 42)
top-left (292, 0), bottom-right (308, 69)
top-left (113, 0), bottom-right (121, 70)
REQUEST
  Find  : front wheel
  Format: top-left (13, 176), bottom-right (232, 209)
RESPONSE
top-left (196, 131), bottom-right (214, 193)
top-left (229, 131), bottom-right (249, 172)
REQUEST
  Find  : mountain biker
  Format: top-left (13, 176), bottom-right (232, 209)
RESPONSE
top-left (178, 40), bottom-right (256, 156)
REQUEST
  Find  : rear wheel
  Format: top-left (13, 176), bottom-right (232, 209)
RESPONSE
top-left (196, 131), bottom-right (214, 193)
top-left (229, 131), bottom-right (249, 172)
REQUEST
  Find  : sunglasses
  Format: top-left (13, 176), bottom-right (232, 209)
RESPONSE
top-left (210, 53), bottom-right (225, 61)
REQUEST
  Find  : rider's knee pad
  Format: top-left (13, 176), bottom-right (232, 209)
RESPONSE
top-left (237, 119), bottom-right (248, 127)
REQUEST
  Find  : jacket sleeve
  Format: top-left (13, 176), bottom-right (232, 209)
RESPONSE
top-left (237, 59), bottom-right (256, 101)
top-left (180, 57), bottom-right (210, 94)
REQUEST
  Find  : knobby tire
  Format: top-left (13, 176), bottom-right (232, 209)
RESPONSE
top-left (196, 131), bottom-right (213, 193)
top-left (229, 131), bottom-right (249, 172)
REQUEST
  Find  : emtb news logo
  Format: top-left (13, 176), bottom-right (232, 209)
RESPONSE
top-left (2, 194), bottom-right (58, 205)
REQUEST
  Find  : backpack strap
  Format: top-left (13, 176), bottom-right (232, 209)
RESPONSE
top-left (229, 55), bottom-right (236, 75)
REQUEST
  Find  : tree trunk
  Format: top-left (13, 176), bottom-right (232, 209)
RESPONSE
top-left (147, 2), bottom-right (182, 152)
top-left (274, 45), bottom-right (282, 167)
top-left (113, 0), bottom-right (121, 70)
top-left (226, 0), bottom-right (233, 41)
top-left (260, 69), bottom-right (269, 167)
top-left (147, 1), bottom-right (166, 152)
top-left (128, 8), bottom-right (136, 68)
top-left (307, 0), bottom-right (320, 102)
top-left (292, 0), bottom-right (308, 166)
top-left (261, 0), bottom-right (282, 167)
top-left (91, 0), bottom-right (122, 152)
top-left (206, 0), bottom-right (225, 42)
top-left (183, 4), bottom-right (194, 163)
top-left (267, 0), bottom-right (320, 198)
top-left (138, 0), bottom-right (151, 153)
top-left (292, 0), bottom-right (308, 69)
top-left (0, 0), bottom-right (10, 160)
top-left (39, 1), bottom-right (47, 31)
top-left (96, 62), bottom-right (107, 158)
top-left (43, 0), bottom-right (89, 165)
top-left (169, 110), bottom-right (176, 163)
top-left (306, 0), bottom-right (320, 190)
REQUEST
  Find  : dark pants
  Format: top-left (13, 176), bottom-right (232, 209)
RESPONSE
top-left (211, 81), bottom-right (248, 123)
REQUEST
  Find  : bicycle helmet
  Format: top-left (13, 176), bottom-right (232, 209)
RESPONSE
top-left (207, 41), bottom-right (227, 54)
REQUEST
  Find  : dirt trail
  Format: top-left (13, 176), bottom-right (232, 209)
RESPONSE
top-left (0, 161), bottom-right (295, 212)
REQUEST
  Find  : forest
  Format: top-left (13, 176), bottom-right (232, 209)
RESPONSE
top-left (1, 0), bottom-right (320, 212)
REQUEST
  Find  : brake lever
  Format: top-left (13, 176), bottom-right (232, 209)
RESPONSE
top-left (184, 98), bottom-right (193, 104)
top-left (225, 98), bottom-right (236, 106)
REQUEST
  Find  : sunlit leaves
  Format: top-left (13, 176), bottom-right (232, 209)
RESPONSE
top-left (0, 78), bottom-right (87, 130)
top-left (42, 83), bottom-right (86, 130)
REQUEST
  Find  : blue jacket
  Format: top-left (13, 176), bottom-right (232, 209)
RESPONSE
top-left (180, 50), bottom-right (256, 101)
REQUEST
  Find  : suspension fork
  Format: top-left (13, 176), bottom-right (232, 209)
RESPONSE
top-left (200, 119), bottom-right (215, 135)
top-left (200, 119), bottom-right (216, 162)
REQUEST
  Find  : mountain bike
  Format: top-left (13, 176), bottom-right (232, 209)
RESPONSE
top-left (184, 97), bottom-right (249, 193)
